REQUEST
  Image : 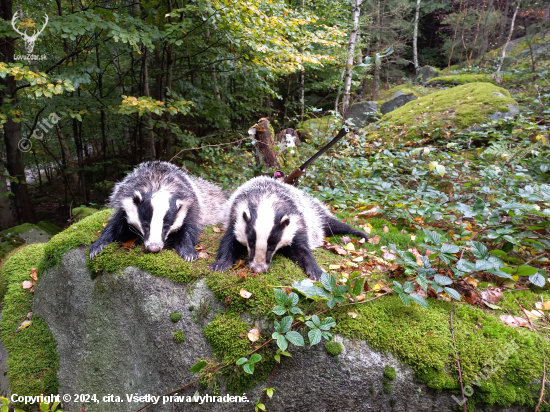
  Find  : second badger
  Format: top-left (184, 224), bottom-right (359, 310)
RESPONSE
top-left (89, 161), bottom-right (226, 261)
top-left (210, 176), bottom-right (369, 280)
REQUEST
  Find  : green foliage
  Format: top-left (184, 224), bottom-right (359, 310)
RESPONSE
top-left (173, 331), bottom-right (186, 344)
top-left (170, 312), bottom-right (183, 323)
top-left (383, 365), bottom-right (396, 381)
top-left (324, 341), bottom-right (343, 356)
top-left (383, 383), bottom-right (394, 394)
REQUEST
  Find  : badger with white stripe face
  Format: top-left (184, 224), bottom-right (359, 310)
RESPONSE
top-left (210, 176), bottom-right (368, 280)
top-left (89, 161), bottom-right (226, 261)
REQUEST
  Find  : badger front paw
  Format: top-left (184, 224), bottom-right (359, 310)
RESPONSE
top-left (306, 265), bottom-right (323, 281)
top-left (177, 247), bottom-right (198, 262)
top-left (89, 242), bottom-right (106, 260)
top-left (209, 260), bottom-right (233, 272)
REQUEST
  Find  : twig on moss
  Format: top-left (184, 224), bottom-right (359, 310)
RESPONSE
top-left (516, 299), bottom-right (536, 331)
top-left (314, 291), bottom-right (391, 317)
top-left (450, 305), bottom-right (467, 412)
top-left (535, 362), bottom-right (546, 412)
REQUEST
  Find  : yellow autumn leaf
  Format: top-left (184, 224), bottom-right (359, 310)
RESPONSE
top-left (329, 264), bottom-right (341, 270)
top-left (16, 320), bottom-right (32, 332)
top-left (345, 242), bottom-right (355, 251)
top-left (352, 256), bottom-right (363, 263)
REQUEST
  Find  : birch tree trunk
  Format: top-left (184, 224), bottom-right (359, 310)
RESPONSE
top-left (342, 0), bottom-right (363, 114)
top-left (142, 49), bottom-right (156, 160)
top-left (446, 0), bottom-right (464, 74)
top-left (413, 0), bottom-right (421, 72)
top-left (495, 0), bottom-right (521, 80)
top-left (334, 67), bottom-right (346, 113)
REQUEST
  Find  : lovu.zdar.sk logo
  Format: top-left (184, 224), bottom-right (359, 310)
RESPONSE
top-left (11, 12), bottom-right (48, 60)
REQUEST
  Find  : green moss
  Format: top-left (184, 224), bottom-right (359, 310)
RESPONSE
top-left (427, 74), bottom-right (495, 86)
top-left (0, 223), bottom-right (41, 236)
top-left (375, 83), bottom-right (518, 142)
top-left (383, 365), bottom-right (396, 381)
top-left (383, 384), bottom-right (394, 394)
top-left (36, 220), bottom-right (62, 236)
top-left (325, 341), bottom-right (343, 356)
top-left (0, 234), bottom-right (25, 262)
top-left (39, 209), bottom-right (112, 274)
top-left (203, 312), bottom-right (275, 394)
top-left (72, 206), bottom-right (98, 222)
top-left (0, 244), bottom-right (59, 406)
top-left (378, 84), bottom-right (433, 101)
top-left (171, 312), bottom-right (183, 323)
top-left (173, 330), bottom-right (186, 344)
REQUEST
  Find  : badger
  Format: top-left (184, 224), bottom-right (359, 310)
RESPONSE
top-left (209, 176), bottom-right (368, 280)
top-left (89, 161), bottom-right (226, 261)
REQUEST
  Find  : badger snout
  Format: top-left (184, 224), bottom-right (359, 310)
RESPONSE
top-left (249, 261), bottom-right (270, 273)
top-left (145, 242), bottom-right (164, 253)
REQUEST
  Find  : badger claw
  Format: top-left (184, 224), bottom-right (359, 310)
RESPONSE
top-left (180, 250), bottom-right (198, 262)
top-left (89, 243), bottom-right (105, 260)
top-left (306, 266), bottom-right (323, 281)
top-left (209, 261), bottom-right (233, 272)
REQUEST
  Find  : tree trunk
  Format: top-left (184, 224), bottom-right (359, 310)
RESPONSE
top-left (334, 67), bottom-right (346, 113)
top-left (447, 0), bottom-right (464, 74)
top-left (497, 0), bottom-right (511, 46)
top-left (495, 0), bottom-right (521, 79)
top-left (72, 117), bottom-right (87, 203)
top-left (342, 0), bottom-right (363, 114)
top-left (142, 49), bottom-right (156, 160)
top-left (0, 0), bottom-right (36, 224)
top-left (413, 0), bottom-right (421, 72)
top-left (251, 118), bottom-right (278, 169)
top-left (0, 158), bottom-right (17, 230)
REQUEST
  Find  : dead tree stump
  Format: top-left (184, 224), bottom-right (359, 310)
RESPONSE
top-left (249, 117), bottom-right (279, 169)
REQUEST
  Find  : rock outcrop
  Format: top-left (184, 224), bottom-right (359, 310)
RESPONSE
top-left (344, 101), bottom-right (379, 128)
top-left (380, 93), bottom-right (417, 115)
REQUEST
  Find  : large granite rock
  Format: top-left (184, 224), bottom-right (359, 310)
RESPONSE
top-left (344, 102), bottom-right (378, 128)
top-left (30, 248), bottom-right (531, 412)
top-left (380, 94), bottom-right (417, 115)
top-left (416, 66), bottom-right (438, 83)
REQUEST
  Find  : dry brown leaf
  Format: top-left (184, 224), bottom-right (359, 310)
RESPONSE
top-left (247, 326), bottom-right (260, 342)
top-left (16, 320), bottom-right (32, 332)
top-left (481, 288), bottom-right (502, 304)
top-left (356, 294), bottom-right (365, 302)
top-left (358, 238), bottom-right (366, 244)
top-left (347, 311), bottom-right (358, 318)
top-left (198, 251), bottom-right (209, 259)
top-left (30, 268), bottom-right (37, 282)
top-left (465, 276), bottom-right (478, 288)
top-left (525, 310), bottom-right (544, 318)
top-left (77, 404), bottom-right (87, 412)
top-left (212, 226), bottom-right (222, 233)
top-left (121, 238), bottom-right (138, 248)
top-left (234, 259), bottom-right (245, 269)
top-left (383, 226), bottom-right (389, 233)
top-left (239, 289), bottom-right (252, 299)
top-left (341, 236), bottom-right (351, 244)
top-left (22, 280), bottom-right (33, 289)
top-left (499, 314), bottom-right (530, 328)
top-left (352, 256), bottom-right (364, 263)
top-left (26, 312), bottom-right (32, 320)
top-left (535, 301), bottom-right (550, 311)
top-left (382, 252), bottom-right (397, 260)
top-left (368, 235), bottom-right (381, 245)
top-left (357, 206), bottom-right (383, 217)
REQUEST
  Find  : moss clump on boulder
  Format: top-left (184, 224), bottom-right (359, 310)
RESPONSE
top-left (0, 244), bottom-right (59, 406)
top-left (173, 331), bottom-right (185, 344)
top-left (325, 341), bottom-right (343, 356)
top-left (374, 82), bottom-right (518, 142)
top-left (383, 384), bottom-right (394, 394)
top-left (72, 206), bottom-right (98, 222)
top-left (383, 365), bottom-right (396, 381)
top-left (171, 312), bottom-right (183, 323)
top-left (427, 73), bottom-right (495, 86)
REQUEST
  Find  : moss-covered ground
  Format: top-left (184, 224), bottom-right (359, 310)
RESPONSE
top-left (0, 244), bottom-right (59, 407)
top-left (0, 221), bottom-right (62, 261)
top-left (2, 210), bottom-right (549, 410)
top-left (374, 82), bottom-right (518, 142)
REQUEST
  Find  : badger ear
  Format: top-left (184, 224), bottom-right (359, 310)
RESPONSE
top-left (280, 215), bottom-right (290, 228)
top-left (242, 211), bottom-right (251, 223)
top-left (133, 191), bottom-right (142, 204)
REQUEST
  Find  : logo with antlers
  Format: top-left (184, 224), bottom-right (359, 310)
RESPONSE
top-left (11, 13), bottom-right (48, 54)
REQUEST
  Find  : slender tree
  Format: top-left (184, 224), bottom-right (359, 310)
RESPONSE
top-left (413, 0), bottom-right (422, 72)
top-left (342, 0), bottom-right (364, 114)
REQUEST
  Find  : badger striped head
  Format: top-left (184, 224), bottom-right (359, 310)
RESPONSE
top-left (122, 190), bottom-right (191, 252)
top-left (234, 195), bottom-right (299, 273)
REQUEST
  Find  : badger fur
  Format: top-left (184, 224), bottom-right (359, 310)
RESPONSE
top-left (89, 161), bottom-right (226, 261)
top-left (210, 176), bottom-right (368, 280)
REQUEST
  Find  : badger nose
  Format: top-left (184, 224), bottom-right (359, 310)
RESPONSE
top-left (145, 242), bottom-right (163, 253)
top-left (250, 262), bottom-right (269, 273)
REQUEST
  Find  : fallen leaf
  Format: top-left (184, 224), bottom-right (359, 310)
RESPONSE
top-left (198, 251), bottom-right (209, 259)
top-left (359, 238), bottom-right (366, 243)
top-left (347, 311), bottom-right (358, 318)
top-left (535, 301), bottom-right (550, 311)
top-left (364, 225), bottom-right (372, 234)
top-left (16, 320), bottom-right (32, 332)
top-left (247, 326), bottom-right (260, 342)
top-left (382, 252), bottom-right (396, 260)
top-left (26, 312), bottom-right (32, 320)
top-left (500, 314), bottom-right (530, 328)
top-left (30, 268), bottom-right (37, 281)
top-left (411, 235), bottom-right (416, 241)
top-left (22, 281), bottom-right (33, 289)
top-left (212, 226), bottom-right (221, 233)
top-left (239, 289), bottom-right (252, 299)
top-left (356, 294), bottom-right (365, 302)
top-left (234, 259), bottom-right (245, 269)
top-left (345, 242), bottom-right (355, 251)
top-left (525, 310), bottom-right (544, 318)
top-left (357, 206), bottom-right (383, 217)
top-left (352, 256), bottom-right (364, 263)
top-left (121, 238), bottom-right (138, 248)
top-left (329, 264), bottom-right (341, 270)
top-left (484, 302), bottom-right (501, 310)
top-left (465, 276), bottom-right (478, 288)
top-left (368, 235), bottom-right (381, 245)
top-left (102, 222), bottom-right (107, 227)
top-left (341, 236), bottom-right (351, 244)
top-left (77, 404), bottom-right (86, 412)
top-left (481, 288), bottom-right (502, 304)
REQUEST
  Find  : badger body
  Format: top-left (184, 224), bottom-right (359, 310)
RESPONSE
top-left (210, 176), bottom-right (368, 279)
top-left (89, 161), bottom-right (226, 261)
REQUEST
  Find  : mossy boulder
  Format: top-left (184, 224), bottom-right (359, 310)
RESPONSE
top-left (416, 65), bottom-right (440, 83)
top-left (0, 221), bottom-right (62, 260)
top-left (380, 94), bottom-right (417, 115)
top-left (298, 115), bottom-right (340, 140)
top-left (373, 82), bottom-right (519, 142)
top-left (345, 101), bottom-right (379, 128)
top-left (0, 211), bottom-right (547, 411)
top-left (72, 206), bottom-right (99, 222)
top-left (427, 73), bottom-right (495, 86)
